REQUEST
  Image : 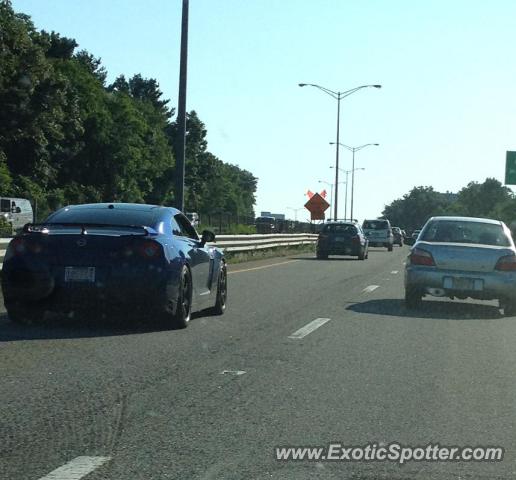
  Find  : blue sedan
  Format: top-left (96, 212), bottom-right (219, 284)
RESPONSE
top-left (1, 203), bottom-right (227, 328)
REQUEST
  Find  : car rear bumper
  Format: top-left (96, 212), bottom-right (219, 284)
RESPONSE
top-left (405, 265), bottom-right (516, 300)
top-left (2, 263), bottom-right (173, 312)
top-left (317, 244), bottom-right (363, 256)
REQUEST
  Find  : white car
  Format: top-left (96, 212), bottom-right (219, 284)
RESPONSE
top-left (362, 219), bottom-right (394, 251)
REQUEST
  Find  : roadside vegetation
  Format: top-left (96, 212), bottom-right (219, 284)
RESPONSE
top-left (382, 178), bottom-right (516, 231)
top-left (0, 1), bottom-right (257, 220)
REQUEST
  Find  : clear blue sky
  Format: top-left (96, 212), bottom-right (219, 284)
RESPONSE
top-left (12, 0), bottom-right (516, 222)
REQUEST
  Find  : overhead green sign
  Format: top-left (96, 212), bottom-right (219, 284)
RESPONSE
top-left (505, 151), bottom-right (516, 185)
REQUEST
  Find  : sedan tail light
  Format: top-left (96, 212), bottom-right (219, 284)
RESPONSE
top-left (351, 235), bottom-right (361, 244)
top-left (495, 255), bottom-right (516, 271)
top-left (410, 247), bottom-right (435, 266)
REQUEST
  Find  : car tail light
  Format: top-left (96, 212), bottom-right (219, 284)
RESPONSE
top-left (410, 247), bottom-right (435, 266)
top-left (139, 240), bottom-right (161, 259)
top-left (495, 255), bottom-right (516, 271)
top-left (10, 238), bottom-right (27, 255)
top-left (352, 235), bottom-right (361, 244)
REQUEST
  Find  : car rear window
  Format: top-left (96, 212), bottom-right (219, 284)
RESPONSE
top-left (363, 220), bottom-right (389, 230)
top-left (420, 220), bottom-right (511, 246)
top-left (46, 208), bottom-right (159, 228)
top-left (322, 224), bottom-right (357, 235)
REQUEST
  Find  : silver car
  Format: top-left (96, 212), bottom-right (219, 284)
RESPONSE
top-left (404, 216), bottom-right (516, 315)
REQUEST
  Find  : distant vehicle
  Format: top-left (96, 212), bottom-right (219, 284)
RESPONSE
top-left (392, 227), bottom-right (404, 246)
top-left (362, 219), bottom-right (394, 251)
top-left (255, 216), bottom-right (276, 234)
top-left (1, 203), bottom-right (227, 327)
top-left (0, 197), bottom-right (33, 234)
top-left (316, 221), bottom-right (369, 260)
top-left (186, 212), bottom-right (199, 227)
top-left (404, 216), bottom-right (516, 315)
top-left (404, 229), bottom-right (421, 246)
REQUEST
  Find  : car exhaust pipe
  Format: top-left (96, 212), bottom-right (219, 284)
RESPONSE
top-left (427, 287), bottom-right (446, 297)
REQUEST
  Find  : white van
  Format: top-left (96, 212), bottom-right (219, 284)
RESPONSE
top-left (0, 197), bottom-right (34, 234)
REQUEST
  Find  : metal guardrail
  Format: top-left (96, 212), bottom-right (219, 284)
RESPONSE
top-left (0, 234), bottom-right (317, 269)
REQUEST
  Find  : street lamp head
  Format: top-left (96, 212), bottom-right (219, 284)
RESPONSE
top-left (298, 83), bottom-right (307, 87)
top-left (373, 85), bottom-right (382, 88)
top-left (373, 143), bottom-right (379, 146)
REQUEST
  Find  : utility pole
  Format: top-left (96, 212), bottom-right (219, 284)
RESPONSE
top-left (174, 0), bottom-right (189, 211)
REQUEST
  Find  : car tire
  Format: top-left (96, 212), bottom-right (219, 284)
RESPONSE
top-left (168, 266), bottom-right (192, 329)
top-left (388, 244), bottom-right (393, 252)
top-left (5, 301), bottom-right (43, 325)
top-left (405, 287), bottom-right (423, 309)
top-left (210, 263), bottom-right (227, 315)
top-left (503, 299), bottom-right (516, 317)
top-left (358, 249), bottom-right (366, 260)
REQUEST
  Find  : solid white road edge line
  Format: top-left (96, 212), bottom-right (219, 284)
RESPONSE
top-left (362, 285), bottom-right (379, 293)
top-left (38, 456), bottom-right (111, 480)
top-left (288, 318), bottom-right (331, 339)
top-left (391, 270), bottom-right (399, 274)
top-left (228, 259), bottom-right (299, 275)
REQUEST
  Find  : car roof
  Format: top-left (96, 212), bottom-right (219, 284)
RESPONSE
top-left (63, 203), bottom-right (180, 215)
top-left (427, 216), bottom-right (503, 225)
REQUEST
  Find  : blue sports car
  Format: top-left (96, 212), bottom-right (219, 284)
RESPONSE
top-left (1, 203), bottom-right (227, 328)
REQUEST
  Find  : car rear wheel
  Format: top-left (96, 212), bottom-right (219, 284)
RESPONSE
top-left (5, 301), bottom-right (43, 325)
top-left (405, 287), bottom-right (423, 309)
top-left (503, 299), bottom-right (516, 317)
top-left (388, 244), bottom-right (393, 252)
top-left (168, 266), bottom-right (192, 329)
top-left (211, 264), bottom-right (227, 315)
top-left (358, 249), bottom-right (366, 260)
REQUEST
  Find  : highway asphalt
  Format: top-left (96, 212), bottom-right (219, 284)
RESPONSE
top-left (1, 246), bottom-right (516, 479)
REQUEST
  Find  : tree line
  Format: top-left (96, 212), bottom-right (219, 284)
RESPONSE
top-left (0, 1), bottom-right (257, 220)
top-left (382, 178), bottom-right (516, 231)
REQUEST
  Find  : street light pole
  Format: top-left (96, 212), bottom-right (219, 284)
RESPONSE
top-left (299, 83), bottom-right (381, 220)
top-left (318, 180), bottom-right (334, 219)
top-left (330, 166), bottom-right (365, 220)
top-left (330, 142), bottom-right (378, 220)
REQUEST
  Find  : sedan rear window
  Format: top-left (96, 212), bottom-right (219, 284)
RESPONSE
top-left (420, 220), bottom-right (511, 246)
top-left (363, 220), bottom-right (388, 230)
top-left (46, 208), bottom-right (159, 228)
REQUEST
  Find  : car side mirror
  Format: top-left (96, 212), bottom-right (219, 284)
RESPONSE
top-left (200, 229), bottom-right (215, 246)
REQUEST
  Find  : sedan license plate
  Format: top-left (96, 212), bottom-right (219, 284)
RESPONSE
top-left (453, 277), bottom-right (473, 290)
top-left (64, 266), bottom-right (95, 283)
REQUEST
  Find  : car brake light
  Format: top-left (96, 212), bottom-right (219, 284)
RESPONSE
top-left (410, 247), bottom-right (435, 266)
top-left (139, 241), bottom-right (161, 259)
top-left (352, 235), bottom-right (361, 244)
top-left (495, 255), bottom-right (516, 271)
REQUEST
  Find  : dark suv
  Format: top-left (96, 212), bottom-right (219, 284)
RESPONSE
top-left (316, 222), bottom-right (369, 260)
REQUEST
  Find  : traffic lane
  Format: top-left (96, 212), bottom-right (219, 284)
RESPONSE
top-left (78, 249), bottom-right (414, 479)
top-left (263, 273), bottom-right (514, 479)
top-left (0, 247), bottom-right (408, 479)
top-left (89, 250), bottom-right (515, 480)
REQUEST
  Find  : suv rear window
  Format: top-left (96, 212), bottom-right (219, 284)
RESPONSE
top-left (322, 224), bottom-right (357, 235)
top-left (363, 220), bottom-right (389, 230)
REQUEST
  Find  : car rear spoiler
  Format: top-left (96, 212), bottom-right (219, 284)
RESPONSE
top-left (22, 222), bottom-right (159, 236)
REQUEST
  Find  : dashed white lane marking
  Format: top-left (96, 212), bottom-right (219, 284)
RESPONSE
top-left (220, 370), bottom-right (246, 376)
top-left (289, 318), bottom-right (331, 339)
top-left (38, 456), bottom-right (111, 480)
top-left (391, 270), bottom-right (399, 274)
top-left (362, 285), bottom-right (379, 293)
top-left (228, 259), bottom-right (298, 275)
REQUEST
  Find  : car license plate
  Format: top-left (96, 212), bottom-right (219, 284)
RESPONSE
top-left (64, 266), bottom-right (95, 283)
top-left (335, 236), bottom-right (345, 242)
top-left (453, 277), bottom-right (473, 290)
